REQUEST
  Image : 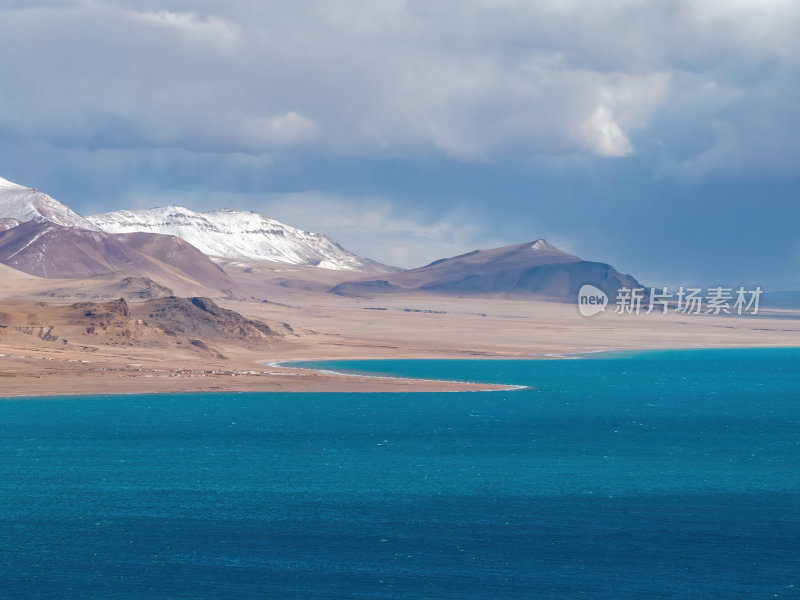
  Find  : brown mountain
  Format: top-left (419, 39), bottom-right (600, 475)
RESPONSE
top-left (111, 232), bottom-right (234, 294)
top-left (331, 239), bottom-right (644, 302)
top-left (0, 221), bottom-right (236, 296)
top-left (0, 221), bottom-right (152, 278)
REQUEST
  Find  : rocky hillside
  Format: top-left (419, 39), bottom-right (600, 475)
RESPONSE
top-left (0, 296), bottom-right (280, 359)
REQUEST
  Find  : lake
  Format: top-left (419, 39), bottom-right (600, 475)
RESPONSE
top-left (1, 348), bottom-right (798, 598)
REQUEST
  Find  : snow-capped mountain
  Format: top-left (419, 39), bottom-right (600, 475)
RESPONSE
top-left (0, 175), bottom-right (387, 272)
top-left (0, 176), bottom-right (100, 230)
top-left (88, 205), bottom-right (382, 271)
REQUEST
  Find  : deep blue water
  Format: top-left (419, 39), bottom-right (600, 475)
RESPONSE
top-left (1, 348), bottom-right (799, 599)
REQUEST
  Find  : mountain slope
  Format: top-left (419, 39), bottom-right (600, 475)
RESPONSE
top-left (0, 221), bottom-right (236, 296)
top-left (0, 221), bottom-right (148, 279)
top-left (0, 176), bottom-right (99, 230)
top-left (88, 205), bottom-right (390, 271)
top-left (0, 261), bottom-right (36, 281)
top-left (331, 239), bottom-right (644, 301)
top-left (111, 231), bottom-right (234, 294)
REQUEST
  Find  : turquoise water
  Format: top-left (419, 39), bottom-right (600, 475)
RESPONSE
top-left (1, 348), bottom-right (799, 598)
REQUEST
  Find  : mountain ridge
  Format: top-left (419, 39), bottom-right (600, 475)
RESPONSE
top-left (0, 176), bottom-right (100, 231)
top-left (0, 175), bottom-right (646, 304)
top-left (0, 175), bottom-right (393, 274)
top-left (331, 239), bottom-right (644, 301)
top-left (88, 205), bottom-right (392, 272)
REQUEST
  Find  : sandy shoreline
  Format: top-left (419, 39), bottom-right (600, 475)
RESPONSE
top-left (0, 352), bottom-right (519, 399)
top-left (2, 342), bottom-right (797, 399)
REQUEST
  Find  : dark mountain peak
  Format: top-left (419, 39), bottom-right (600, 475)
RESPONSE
top-left (421, 239), bottom-right (578, 271)
top-left (331, 238), bottom-right (640, 302)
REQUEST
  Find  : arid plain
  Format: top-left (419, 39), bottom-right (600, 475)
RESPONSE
top-left (2, 260), bottom-right (798, 397)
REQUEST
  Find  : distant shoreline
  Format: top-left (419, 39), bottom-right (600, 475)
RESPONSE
top-left (0, 357), bottom-right (517, 400)
top-left (5, 345), bottom-right (800, 400)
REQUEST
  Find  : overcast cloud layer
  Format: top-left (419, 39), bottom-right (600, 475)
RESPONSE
top-left (0, 0), bottom-right (798, 288)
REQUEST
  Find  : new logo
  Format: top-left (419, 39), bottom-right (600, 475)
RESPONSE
top-left (577, 284), bottom-right (608, 317)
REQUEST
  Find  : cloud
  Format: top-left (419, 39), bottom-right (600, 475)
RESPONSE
top-left (0, 0), bottom-right (730, 163)
top-left (580, 106), bottom-right (633, 157)
top-left (0, 3), bottom-right (316, 153)
top-left (1, 0), bottom-right (797, 174)
top-left (255, 192), bottom-right (513, 268)
top-left (653, 73), bottom-right (800, 180)
top-left (134, 8), bottom-right (239, 48)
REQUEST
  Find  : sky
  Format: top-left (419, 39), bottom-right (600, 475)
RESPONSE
top-left (0, 0), bottom-right (798, 289)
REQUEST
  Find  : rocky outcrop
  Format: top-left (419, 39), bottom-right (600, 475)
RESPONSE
top-left (60, 296), bottom-right (278, 353)
top-left (72, 297), bottom-right (132, 335)
top-left (145, 296), bottom-right (274, 343)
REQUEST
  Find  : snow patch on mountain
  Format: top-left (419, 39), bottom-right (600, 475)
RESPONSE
top-left (88, 205), bottom-right (379, 271)
top-left (0, 177), bottom-right (25, 190)
top-left (0, 176), bottom-right (100, 231)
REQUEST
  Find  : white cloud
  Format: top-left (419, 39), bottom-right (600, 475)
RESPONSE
top-left (258, 192), bottom-right (512, 268)
top-left (580, 106), bottom-right (633, 157)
